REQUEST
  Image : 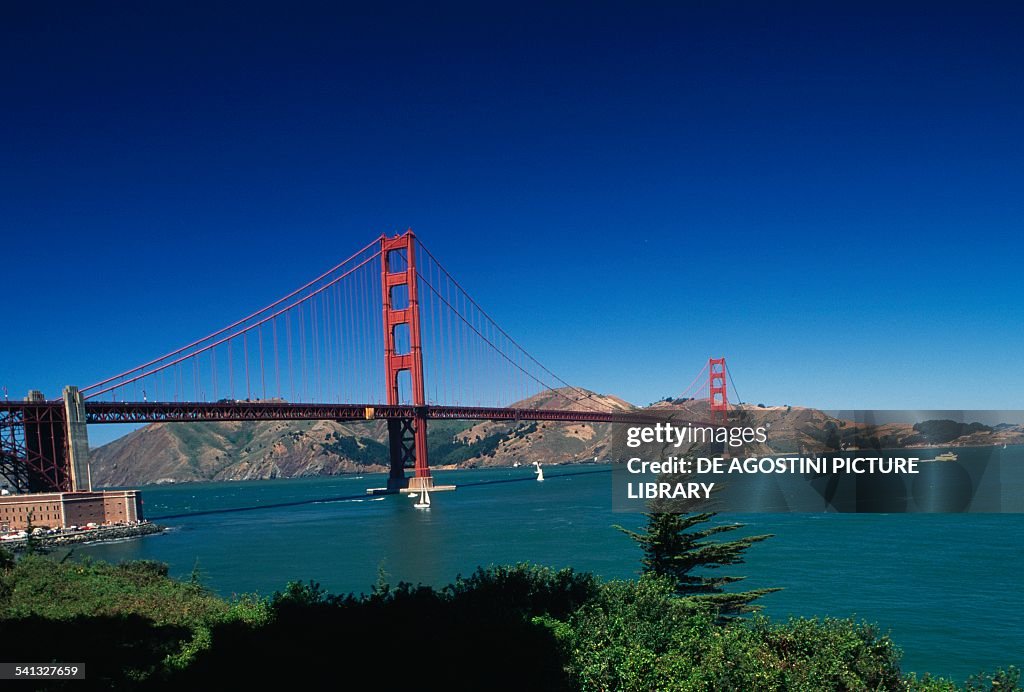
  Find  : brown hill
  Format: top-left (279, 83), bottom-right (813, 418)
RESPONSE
top-left (89, 391), bottom-right (1024, 487)
top-left (88, 388), bottom-right (632, 486)
top-left (450, 388), bottom-right (632, 468)
top-left (90, 418), bottom-right (395, 486)
top-left (647, 400), bottom-right (1024, 453)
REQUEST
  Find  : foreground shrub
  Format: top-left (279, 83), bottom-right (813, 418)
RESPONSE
top-left (0, 556), bottom-right (269, 688)
top-left (443, 562), bottom-right (601, 620)
top-left (552, 575), bottom-right (909, 691)
top-left (1, 556), bottom-right (1018, 690)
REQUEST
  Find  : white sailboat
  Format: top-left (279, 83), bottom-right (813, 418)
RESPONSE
top-left (414, 489), bottom-right (431, 509)
top-left (534, 462), bottom-right (544, 482)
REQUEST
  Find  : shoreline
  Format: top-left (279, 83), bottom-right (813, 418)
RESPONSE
top-left (3, 522), bottom-right (166, 553)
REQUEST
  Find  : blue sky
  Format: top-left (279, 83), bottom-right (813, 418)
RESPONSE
top-left (2, 2), bottom-right (1023, 448)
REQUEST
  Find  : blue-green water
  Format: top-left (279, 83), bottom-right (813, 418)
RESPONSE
top-left (75, 464), bottom-right (1022, 682)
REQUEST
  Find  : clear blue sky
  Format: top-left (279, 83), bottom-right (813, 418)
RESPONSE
top-left (2, 2), bottom-right (1023, 447)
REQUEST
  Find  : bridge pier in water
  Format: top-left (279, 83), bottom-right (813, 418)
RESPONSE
top-left (385, 415), bottom-right (426, 491)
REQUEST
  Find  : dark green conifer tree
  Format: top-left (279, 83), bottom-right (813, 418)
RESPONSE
top-left (617, 511), bottom-right (780, 617)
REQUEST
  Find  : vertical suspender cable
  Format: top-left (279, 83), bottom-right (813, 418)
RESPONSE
top-left (243, 331), bottom-right (250, 401)
top-left (258, 325), bottom-right (266, 401)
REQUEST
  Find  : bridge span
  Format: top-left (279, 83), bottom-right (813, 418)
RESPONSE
top-left (1, 230), bottom-right (731, 496)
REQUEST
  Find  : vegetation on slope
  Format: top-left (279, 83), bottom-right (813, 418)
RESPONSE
top-left (0, 552), bottom-right (271, 687)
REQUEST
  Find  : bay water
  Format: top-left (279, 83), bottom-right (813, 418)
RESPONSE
top-left (75, 460), bottom-right (1023, 682)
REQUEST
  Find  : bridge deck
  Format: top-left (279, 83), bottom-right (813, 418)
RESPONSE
top-left (4, 400), bottom-right (662, 425)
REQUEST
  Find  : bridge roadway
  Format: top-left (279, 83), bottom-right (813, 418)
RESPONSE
top-left (3, 400), bottom-right (664, 425)
top-left (0, 398), bottom-right (703, 494)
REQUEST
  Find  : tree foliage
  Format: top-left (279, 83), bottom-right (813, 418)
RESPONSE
top-left (617, 511), bottom-right (780, 617)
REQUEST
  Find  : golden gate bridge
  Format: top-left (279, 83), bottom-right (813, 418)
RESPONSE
top-left (0, 231), bottom-right (733, 495)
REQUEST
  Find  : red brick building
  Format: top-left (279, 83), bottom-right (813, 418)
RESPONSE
top-left (0, 490), bottom-right (143, 531)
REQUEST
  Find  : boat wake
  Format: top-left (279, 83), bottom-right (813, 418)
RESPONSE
top-left (314, 497), bottom-right (385, 505)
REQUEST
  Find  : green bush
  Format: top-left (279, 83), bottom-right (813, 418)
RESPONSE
top-left (552, 575), bottom-right (911, 691)
top-left (444, 563), bottom-right (600, 620)
top-left (0, 545), bottom-right (14, 570)
top-left (0, 556), bottom-right (271, 686)
top-left (0, 554), bottom-right (1018, 690)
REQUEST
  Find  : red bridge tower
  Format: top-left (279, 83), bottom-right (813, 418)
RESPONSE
top-left (709, 357), bottom-right (728, 423)
top-left (380, 231), bottom-right (434, 492)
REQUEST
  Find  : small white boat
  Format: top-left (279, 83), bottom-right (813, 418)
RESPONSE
top-left (407, 493), bottom-right (419, 499)
top-left (534, 462), bottom-right (544, 482)
top-left (935, 452), bottom-right (958, 462)
top-left (414, 490), bottom-right (431, 509)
